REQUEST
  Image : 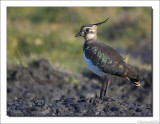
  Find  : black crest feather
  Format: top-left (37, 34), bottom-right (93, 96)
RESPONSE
top-left (93, 18), bottom-right (109, 26)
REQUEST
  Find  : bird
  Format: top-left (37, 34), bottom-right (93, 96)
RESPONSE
top-left (75, 18), bottom-right (143, 99)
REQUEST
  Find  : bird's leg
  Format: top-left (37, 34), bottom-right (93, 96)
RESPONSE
top-left (100, 76), bottom-right (110, 99)
top-left (100, 76), bottom-right (106, 99)
top-left (104, 79), bottom-right (110, 96)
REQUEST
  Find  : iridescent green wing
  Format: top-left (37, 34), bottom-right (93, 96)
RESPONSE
top-left (84, 41), bottom-right (128, 76)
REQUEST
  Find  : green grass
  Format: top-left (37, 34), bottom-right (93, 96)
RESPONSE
top-left (7, 7), bottom-right (152, 73)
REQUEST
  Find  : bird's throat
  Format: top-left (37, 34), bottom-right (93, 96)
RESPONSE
top-left (84, 34), bottom-right (97, 42)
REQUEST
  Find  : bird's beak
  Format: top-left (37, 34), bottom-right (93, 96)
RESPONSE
top-left (75, 32), bottom-right (84, 37)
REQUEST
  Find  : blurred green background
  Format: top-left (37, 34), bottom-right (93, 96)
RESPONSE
top-left (7, 7), bottom-right (152, 74)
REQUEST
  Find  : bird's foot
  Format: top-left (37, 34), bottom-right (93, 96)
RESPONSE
top-left (100, 89), bottom-right (107, 99)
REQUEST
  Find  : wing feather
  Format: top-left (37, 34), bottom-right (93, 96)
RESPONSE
top-left (84, 40), bottom-right (128, 76)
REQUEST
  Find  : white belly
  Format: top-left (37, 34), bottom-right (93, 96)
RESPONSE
top-left (83, 52), bottom-right (105, 77)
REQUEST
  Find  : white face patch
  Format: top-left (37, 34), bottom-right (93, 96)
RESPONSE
top-left (86, 33), bottom-right (95, 40)
top-left (83, 51), bottom-right (105, 77)
top-left (82, 26), bottom-right (97, 41)
top-left (89, 29), bottom-right (95, 32)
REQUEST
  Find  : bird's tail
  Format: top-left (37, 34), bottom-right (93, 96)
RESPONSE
top-left (126, 68), bottom-right (143, 86)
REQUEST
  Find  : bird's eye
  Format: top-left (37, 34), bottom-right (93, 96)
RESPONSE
top-left (85, 28), bottom-right (89, 32)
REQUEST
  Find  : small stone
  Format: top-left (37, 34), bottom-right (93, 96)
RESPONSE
top-left (146, 104), bottom-right (152, 110)
top-left (111, 107), bottom-right (118, 111)
top-left (35, 100), bottom-right (45, 106)
top-left (128, 104), bottom-right (135, 110)
top-left (136, 107), bottom-right (142, 112)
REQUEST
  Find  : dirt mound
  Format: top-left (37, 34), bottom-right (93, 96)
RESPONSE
top-left (7, 97), bottom-right (152, 116)
top-left (7, 59), bottom-right (152, 116)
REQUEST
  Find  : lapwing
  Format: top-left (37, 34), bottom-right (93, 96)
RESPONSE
top-left (75, 18), bottom-right (143, 99)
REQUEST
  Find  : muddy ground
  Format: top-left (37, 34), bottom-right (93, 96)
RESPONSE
top-left (7, 59), bottom-right (152, 116)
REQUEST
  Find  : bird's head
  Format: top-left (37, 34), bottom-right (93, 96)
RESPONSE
top-left (75, 18), bottom-right (109, 41)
